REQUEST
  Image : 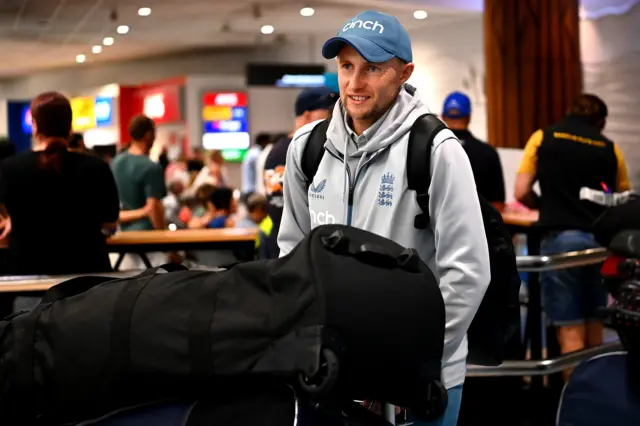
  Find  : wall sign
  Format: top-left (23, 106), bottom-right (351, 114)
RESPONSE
top-left (201, 91), bottom-right (250, 161)
top-left (143, 93), bottom-right (166, 119)
top-left (94, 97), bottom-right (114, 127)
top-left (7, 101), bottom-right (33, 153)
top-left (135, 86), bottom-right (182, 124)
top-left (70, 96), bottom-right (96, 131)
top-left (21, 105), bottom-right (33, 134)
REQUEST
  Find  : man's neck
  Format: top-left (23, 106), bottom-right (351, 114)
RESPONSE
top-left (127, 141), bottom-right (147, 156)
top-left (33, 137), bottom-right (67, 151)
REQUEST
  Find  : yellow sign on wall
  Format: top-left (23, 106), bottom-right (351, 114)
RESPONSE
top-left (202, 106), bottom-right (232, 122)
top-left (70, 97), bottom-right (96, 130)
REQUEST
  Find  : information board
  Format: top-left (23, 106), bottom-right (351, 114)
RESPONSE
top-left (201, 92), bottom-right (250, 161)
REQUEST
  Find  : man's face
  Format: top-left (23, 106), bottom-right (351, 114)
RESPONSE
top-left (337, 45), bottom-right (413, 124)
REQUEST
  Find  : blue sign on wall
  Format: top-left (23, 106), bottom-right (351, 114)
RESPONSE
top-left (94, 97), bottom-right (113, 127)
top-left (21, 104), bottom-right (33, 135)
top-left (7, 101), bottom-right (33, 153)
top-left (324, 72), bottom-right (339, 93)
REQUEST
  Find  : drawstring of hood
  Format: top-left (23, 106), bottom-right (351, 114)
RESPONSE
top-left (326, 84), bottom-right (430, 225)
top-left (340, 134), bottom-right (369, 223)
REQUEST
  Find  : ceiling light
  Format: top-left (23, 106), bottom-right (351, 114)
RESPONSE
top-left (413, 10), bottom-right (428, 20)
top-left (117, 25), bottom-right (129, 35)
top-left (260, 24), bottom-right (275, 35)
top-left (300, 7), bottom-right (315, 17)
top-left (103, 36), bottom-right (114, 46)
top-left (92, 45), bottom-right (102, 54)
top-left (76, 54), bottom-right (86, 63)
top-left (138, 7), bottom-right (151, 17)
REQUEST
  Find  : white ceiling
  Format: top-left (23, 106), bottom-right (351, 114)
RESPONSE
top-left (0, 0), bottom-right (637, 79)
top-left (0, 0), bottom-right (476, 78)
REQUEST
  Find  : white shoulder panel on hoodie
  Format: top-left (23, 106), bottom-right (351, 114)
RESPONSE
top-left (276, 119), bottom-right (326, 257)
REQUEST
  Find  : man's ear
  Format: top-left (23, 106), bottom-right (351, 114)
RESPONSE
top-left (400, 62), bottom-right (415, 85)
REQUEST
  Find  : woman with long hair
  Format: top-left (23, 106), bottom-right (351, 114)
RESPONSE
top-left (0, 92), bottom-right (120, 275)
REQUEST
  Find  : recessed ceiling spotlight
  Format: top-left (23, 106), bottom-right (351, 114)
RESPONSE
top-left (138, 7), bottom-right (151, 17)
top-left (76, 54), bottom-right (86, 63)
top-left (260, 24), bottom-right (275, 35)
top-left (300, 7), bottom-right (315, 17)
top-left (92, 45), bottom-right (102, 54)
top-left (103, 36), bottom-right (114, 46)
top-left (117, 25), bottom-right (129, 35)
top-left (413, 10), bottom-right (428, 20)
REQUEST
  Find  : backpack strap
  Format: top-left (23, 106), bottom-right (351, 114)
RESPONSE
top-left (301, 118), bottom-right (331, 189)
top-left (406, 114), bottom-right (449, 230)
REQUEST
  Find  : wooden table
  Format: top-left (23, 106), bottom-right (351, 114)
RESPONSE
top-left (0, 270), bottom-right (143, 293)
top-left (108, 228), bottom-right (258, 270)
top-left (501, 210), bottom-right (539, 229)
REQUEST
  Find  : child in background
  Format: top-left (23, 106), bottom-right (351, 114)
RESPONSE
top-left (237, 193), bottom-right (273, 259)
top-left (180, 184), bottom-right (216, 224)
top-left (188, 187), bottom-right (237, 229)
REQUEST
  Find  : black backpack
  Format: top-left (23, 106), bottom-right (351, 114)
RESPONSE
top-left (301, 114), bottom-right (521, 366)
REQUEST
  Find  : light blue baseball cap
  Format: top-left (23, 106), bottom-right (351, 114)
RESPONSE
top-left (322, 10), bottom-right (413, 63)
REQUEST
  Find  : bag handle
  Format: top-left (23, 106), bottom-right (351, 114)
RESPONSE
top-left (321, 230), bottom-right (421, 272)
top-left (138, 262), bottom-right (189, 278)
top-left (42, 263), bottom-right (188, 303)
top-left (42, 275), bottom-right (116, 303)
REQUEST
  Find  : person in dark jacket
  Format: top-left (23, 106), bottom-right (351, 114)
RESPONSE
top-left (441, 91), bottom-right (506, 211)
top-left (262, 87), bottom-right (337, 258)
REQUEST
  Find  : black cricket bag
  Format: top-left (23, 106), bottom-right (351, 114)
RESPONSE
top-left (67, 381), bottom-right (394, 426)
top-left (0, 224), bottom-right (446, 425)
top-left (303, 109), bottom-right (521, 366)
top-left (555, 350), bottom-right (640, 426)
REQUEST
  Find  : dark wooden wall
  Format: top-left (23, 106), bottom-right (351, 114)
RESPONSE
top-left (484, 0), bottom-right (582, 148)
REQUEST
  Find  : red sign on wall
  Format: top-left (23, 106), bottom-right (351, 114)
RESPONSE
top-left (132, 85), bottom-right (182, 124)
top-left (202, 92), bottom-right (247, 108)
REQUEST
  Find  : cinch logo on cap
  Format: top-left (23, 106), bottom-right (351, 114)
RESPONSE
top-left (342, 19), bottom-right (385, 34)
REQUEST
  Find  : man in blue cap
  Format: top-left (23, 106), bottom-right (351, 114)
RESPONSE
top-left (261, 87), bottom-right (337, 258)
top-left (442, 91), bottom-right (506, 210)
top-left (277, 10), bottom-right (491, 426)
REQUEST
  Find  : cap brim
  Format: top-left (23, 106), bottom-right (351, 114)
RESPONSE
top-left (322, 36), bottom-right (394, 63)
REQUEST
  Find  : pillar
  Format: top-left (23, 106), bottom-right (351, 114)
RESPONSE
top-left (484, 0), bottom-right (582, 148)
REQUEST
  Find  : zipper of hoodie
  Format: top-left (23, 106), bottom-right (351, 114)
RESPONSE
top-left (325, 150), bottom-right (354, 225)
top-left (325, 149), bottom-right (377, 226)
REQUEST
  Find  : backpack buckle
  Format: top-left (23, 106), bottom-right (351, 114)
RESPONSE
top-left (414, 213), bottom-right (429, 230)
top-left (416, 193), bottom-right (430, 210)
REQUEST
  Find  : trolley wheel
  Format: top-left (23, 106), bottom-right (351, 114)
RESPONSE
top-left (411, 380), bottom-right (448, 423)
top-left (298, 348), bottom-right (340, 395)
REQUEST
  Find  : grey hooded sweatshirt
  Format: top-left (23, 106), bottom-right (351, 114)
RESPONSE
top-left (277, 85), bottom-right (490, 389)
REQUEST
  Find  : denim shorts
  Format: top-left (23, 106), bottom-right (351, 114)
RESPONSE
top-left (540, 230), bottom-right (608, 326)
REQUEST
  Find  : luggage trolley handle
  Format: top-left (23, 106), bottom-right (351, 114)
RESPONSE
top-left (321, 230), bottom-right (421, 272)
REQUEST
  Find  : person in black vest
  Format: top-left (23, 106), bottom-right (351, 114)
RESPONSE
top-left (515, 93), bottom-right (631, 378)
top-left (262, 87), bottom-right (337, 258)
top-left (441, 92), bottom-right (505, 211)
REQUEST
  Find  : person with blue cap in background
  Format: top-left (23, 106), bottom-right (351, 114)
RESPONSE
top-left (441, 91), bottom-right (506, 211)
top-left (277, 10), bottom-right (491, 426)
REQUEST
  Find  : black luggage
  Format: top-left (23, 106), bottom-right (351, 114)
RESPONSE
top-left (303, 111), bottom-right (521, 366)
top-left (68, 381), bottom-right (394, 426)
top-left (0, 224), bottom-right (446, 425)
